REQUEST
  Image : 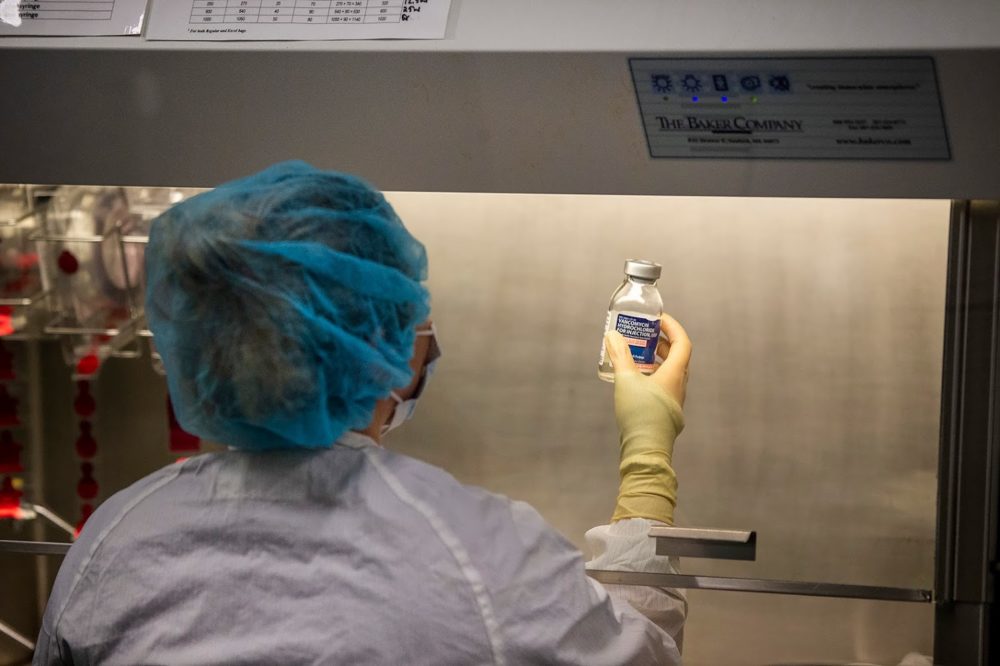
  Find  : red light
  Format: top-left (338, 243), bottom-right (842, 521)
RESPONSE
top-left (76, 354), bottom-right (100, 376)
top-left (0, 504), bottom-right (25, 520)
top-left (16, 253), bottom-right (38, 271)
top-left (0, 476), bottom-right (23, 518)
top-left (75, 503), bottom-right (94, 538)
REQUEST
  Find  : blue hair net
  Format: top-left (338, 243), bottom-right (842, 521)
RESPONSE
top-left (145, 161), bottom-right (430, 450)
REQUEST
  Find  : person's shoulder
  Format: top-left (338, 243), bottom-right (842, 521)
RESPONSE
top-left (43, 457), bottom-right (199, 639)
top-left (74, 456), bottom-right (206, 547)
top-left (367, 446), bottom-right (578, 570)
top-left (58, 457), bottom-right (202, 568)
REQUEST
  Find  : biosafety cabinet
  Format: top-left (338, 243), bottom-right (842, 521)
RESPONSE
top-left (1, 1), bottom-right (999, 664)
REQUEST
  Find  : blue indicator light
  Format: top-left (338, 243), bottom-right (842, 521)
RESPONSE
top-left (721, 96), bottom-right (728, 102)
top-left (692, 96), bottom-right (699, 102)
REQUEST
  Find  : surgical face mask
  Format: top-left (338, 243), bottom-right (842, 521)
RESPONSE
top-left (381, 326), bottom-right (441, 437)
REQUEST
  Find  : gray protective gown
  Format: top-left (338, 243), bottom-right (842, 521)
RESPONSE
top-left (35, 433), bottom-right (684, 665)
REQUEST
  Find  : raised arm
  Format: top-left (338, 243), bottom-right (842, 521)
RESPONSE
top-left (585, 314), bottom-right (692, 649)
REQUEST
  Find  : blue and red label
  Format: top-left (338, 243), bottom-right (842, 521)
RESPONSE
top-left (615, 313), bottom-right (660, 371)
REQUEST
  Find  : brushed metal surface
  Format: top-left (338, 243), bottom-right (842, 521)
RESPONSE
top-left (649, 526), bottom-right (754, 543)
top-left (390, 193), bottom-right (948, 665)
top-left (0, 541), bottom-right (71, 557)
top-left (587, 570), bottom-right (932, 603)
top-left (1, 49), bottom-right (1000, 199)
top-left (651, 526), bottom-right (757, 562)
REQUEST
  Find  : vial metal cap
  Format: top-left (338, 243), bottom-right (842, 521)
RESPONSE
top-left (624, 259), bottom-right (661, 281)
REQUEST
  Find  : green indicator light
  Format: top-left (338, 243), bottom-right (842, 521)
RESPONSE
top-left (751, 96), bottom-right (759, 103)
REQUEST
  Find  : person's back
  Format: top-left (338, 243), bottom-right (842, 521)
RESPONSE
top-left (37, 434), bottom-right (679, 665)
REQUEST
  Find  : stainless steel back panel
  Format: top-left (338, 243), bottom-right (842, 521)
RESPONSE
top-left (0, 194), bottom-right (948, 665)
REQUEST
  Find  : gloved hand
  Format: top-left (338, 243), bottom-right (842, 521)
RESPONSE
top-left (603, 314), bottom-right (691, 526)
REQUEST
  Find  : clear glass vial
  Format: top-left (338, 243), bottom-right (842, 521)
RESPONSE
top-left (598, 260), bottom-right (664, 383)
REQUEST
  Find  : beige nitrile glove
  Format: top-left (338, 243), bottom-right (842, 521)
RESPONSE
top-left (604, 314), bottom-right (692, 526)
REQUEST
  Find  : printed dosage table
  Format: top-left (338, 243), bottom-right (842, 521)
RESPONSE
top-left (190, 1), bottom-right (419, 24)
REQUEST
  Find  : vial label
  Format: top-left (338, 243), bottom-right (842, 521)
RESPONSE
top-left (598, 310), bottom-right (614, 366)
top-left (600, 310), bottom-right (661, 372)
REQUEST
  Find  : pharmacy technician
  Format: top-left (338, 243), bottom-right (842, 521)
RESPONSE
top-left (35, 162), bottom-right (691, 666)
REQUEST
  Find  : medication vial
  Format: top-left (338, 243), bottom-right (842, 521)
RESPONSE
top-left (598, 260), bottom-right (663, 383)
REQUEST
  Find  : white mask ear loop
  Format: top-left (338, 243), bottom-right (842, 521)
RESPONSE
top-left (381, 326), bottom-right (441, 437)
top-left (381, 392), bottom-right (410, 437)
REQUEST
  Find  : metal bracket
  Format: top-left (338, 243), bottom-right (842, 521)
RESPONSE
top-left (650, 526), bottom-right (757, 561)
top-left (587, 570), bottom-right (932, 603)
top-left (0, 539), bottom-right (72, 556)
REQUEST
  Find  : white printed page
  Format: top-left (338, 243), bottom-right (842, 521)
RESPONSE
top-left (0, 0), bottom-right (147, 35)
top-left (146, 0), bottom-right (452, 41)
